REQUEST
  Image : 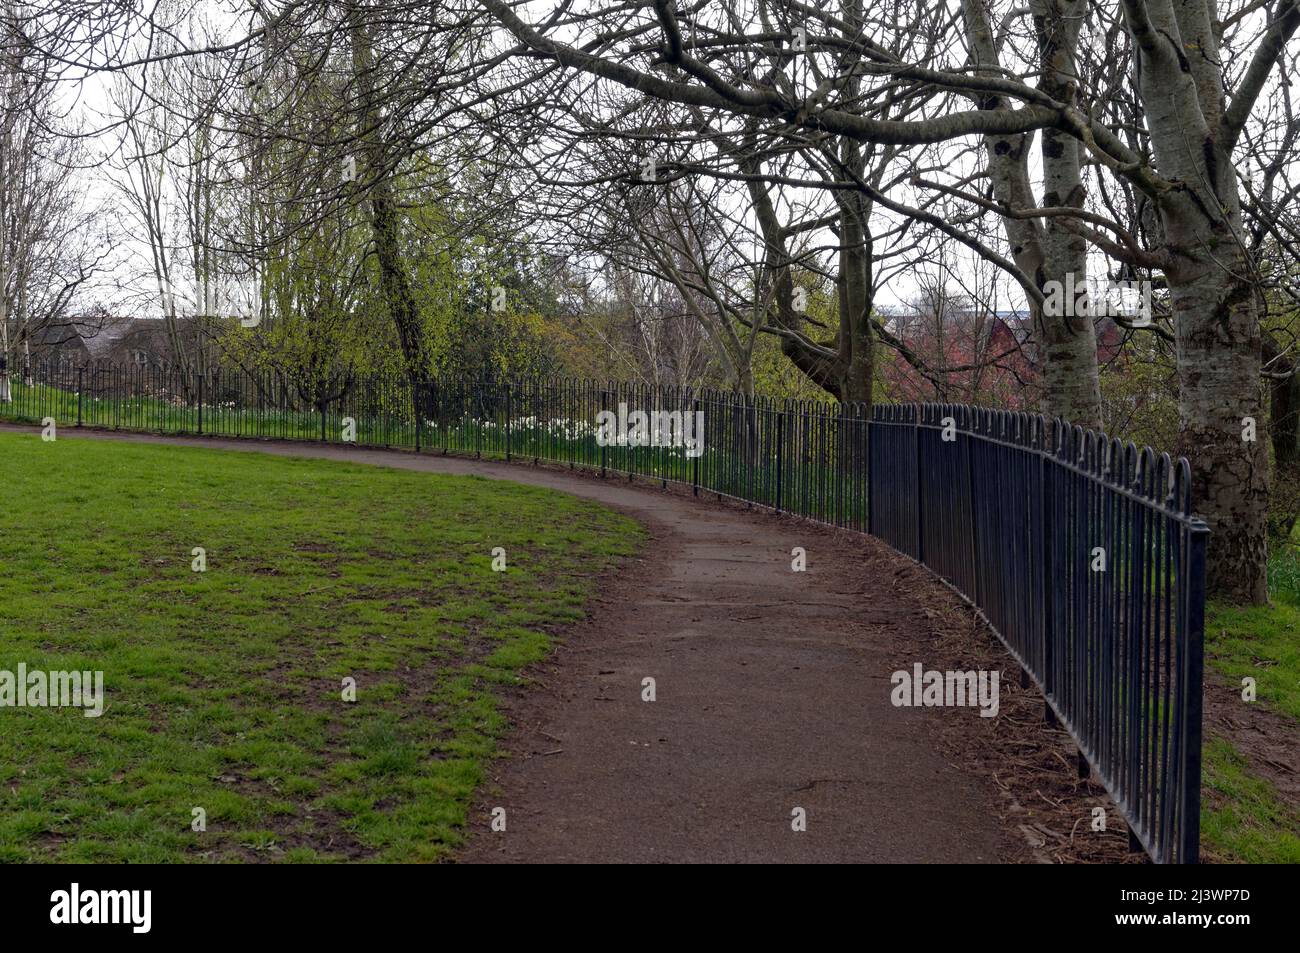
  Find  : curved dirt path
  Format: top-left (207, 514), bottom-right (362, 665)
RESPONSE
top-left (3, 424), bottom-right (1017, 863)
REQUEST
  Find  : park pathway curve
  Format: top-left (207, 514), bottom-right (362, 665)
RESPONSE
top-left (3, 424), bottom-right (1017, 863)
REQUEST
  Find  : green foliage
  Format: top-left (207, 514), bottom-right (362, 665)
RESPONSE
top-left (751, 332), bottom-right (825, 401)
top-left (1098, 332), bottom-right (1179, 452)
top-left (751, 272), bottom-right (840, 400)
top-left (388, 161), bottom-right (562, 381)
top-left (224, 214), bottom-right (399, 388)
top-left (220, 136), bottom-right (561, 386)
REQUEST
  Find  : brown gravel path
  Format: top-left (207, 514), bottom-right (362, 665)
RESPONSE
top-left (2, 424), bottom-right (1019, 863)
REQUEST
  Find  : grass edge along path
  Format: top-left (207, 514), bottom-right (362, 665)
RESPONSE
top-left (1201, 598), bottom-right (1300, 864)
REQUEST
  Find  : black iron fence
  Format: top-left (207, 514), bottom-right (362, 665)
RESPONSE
top-left (870, 404), bottom-right (1207, 864)
top-left (0, 359), bottom-right (1206, 863)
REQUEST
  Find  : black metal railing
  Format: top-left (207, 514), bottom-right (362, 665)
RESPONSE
top-left (869, 404), bottom-right (1207, 864)
top-left (0, 359), bottom-right (1206, 862)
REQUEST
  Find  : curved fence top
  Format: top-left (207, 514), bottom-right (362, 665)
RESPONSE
top-left (874, 401), bottom-right (1196, 521)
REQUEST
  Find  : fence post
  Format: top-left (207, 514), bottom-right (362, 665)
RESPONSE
top-left (775, 411), bottom-right (784, 513)
top-left (505, 381), bottom-right (512, 462)
top-left (1180, 518), bottom-right (1209, 864)
top-left (414, 379), bottom-right (421, 453)
top-left (76, 367), bottom-right (83, 427)
top-left (197, 371), bottom-right (203, 435)
top-left (866, 409), bottom-right (875, 536)
top-left (320, 397), bottom-right (327, 443)
top-left (1041, 421), bottom-right (1056, 699)
top-left (600, 389), bottom-right (607, 478)
top-left (967, 409), bottom-right (980, 606)
top-left (692, 396), bottom-right (700, 497)
top-left (838, 404), bottom-right (848, 528)
top-left (914, 409), bottom-right (924, 562)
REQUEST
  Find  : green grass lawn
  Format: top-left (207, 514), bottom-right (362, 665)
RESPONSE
top-left (1207, 599), bottom-right (1300, 722)
top-left (0, 431), bottom-right (640, 862)
top-left (1201, 543), bottom-right (1300, 863)
top-left (1201, 738), bottom-right (1300, 863)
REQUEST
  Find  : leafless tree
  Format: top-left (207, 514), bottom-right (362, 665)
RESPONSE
top-left (0, 4), bottom-right (110, 395)
top-left (474, 0), bottom-right (1300, 602)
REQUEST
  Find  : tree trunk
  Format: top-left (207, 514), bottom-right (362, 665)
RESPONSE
top-left (1033, 0), bottom-right (1101, 427)
top-left (836, 182), bottom-right (873, 403)
top-left (832, 3), bottom-right (874, 406)
top-left (1169, 248), bottom-right (1268, 603)
top-left (964, 0), bottom-right (1102, 428)
top-left (1124, 2), bottom-right (1269, 603)
top-left (349, 3), bottom-right (429, 385)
